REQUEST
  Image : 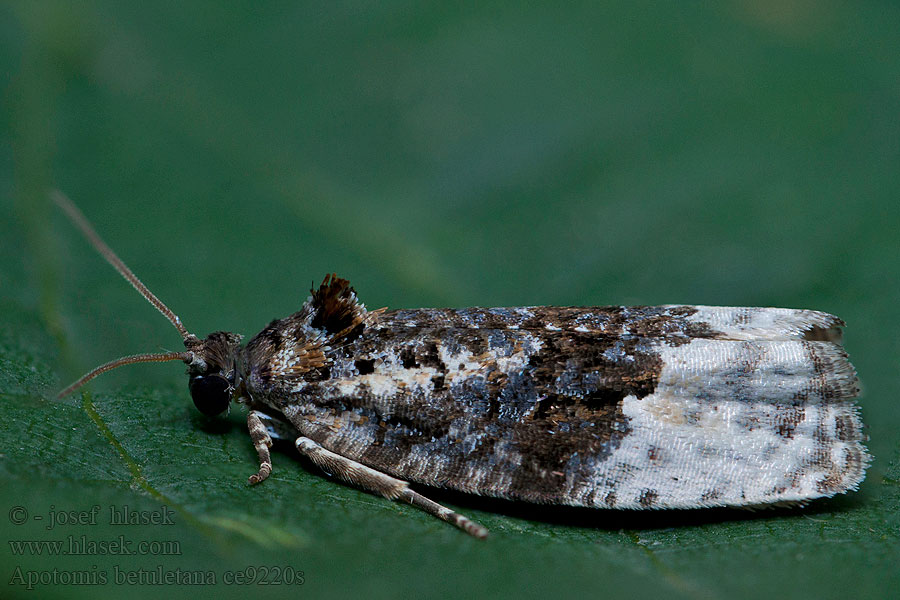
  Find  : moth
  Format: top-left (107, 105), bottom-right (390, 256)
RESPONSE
top-left (55, 191), bottom-right (868, 539)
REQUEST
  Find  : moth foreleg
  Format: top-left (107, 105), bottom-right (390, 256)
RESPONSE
top-left (246, 410), bottom-right (274, 485)
top-left (293, 437), bottom-right (488, 539)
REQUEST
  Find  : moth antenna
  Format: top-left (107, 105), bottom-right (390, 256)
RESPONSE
top-left (52, 190), bottom-right (194, 341)
top-left (57, 352), bottom-right (191, 399)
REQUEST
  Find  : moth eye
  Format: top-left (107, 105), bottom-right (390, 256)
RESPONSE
top-left (189, 375), bottom-right (231, 416)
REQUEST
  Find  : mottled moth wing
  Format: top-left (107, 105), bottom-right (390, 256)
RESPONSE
top-left (245, 284), bottom-right (867, 510)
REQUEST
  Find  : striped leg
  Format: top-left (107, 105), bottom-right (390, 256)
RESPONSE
top-left (247, 410), bottom-right (273, 485)
top-left (294, 436), bottom-right (488, 539)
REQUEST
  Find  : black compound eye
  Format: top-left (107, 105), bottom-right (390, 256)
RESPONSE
top-left (189, 374), bottom-right (231, 416)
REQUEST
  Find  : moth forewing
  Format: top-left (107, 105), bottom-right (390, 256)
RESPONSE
top-left (56, 191), bottom-right (868, 539)
top-left (245, 302), bottom-right (867, 512)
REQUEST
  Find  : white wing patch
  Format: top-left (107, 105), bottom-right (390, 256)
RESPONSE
top-left (683, 306), bottom-right (844, 341)
top-left (580, 337), bottom-right (867, 508)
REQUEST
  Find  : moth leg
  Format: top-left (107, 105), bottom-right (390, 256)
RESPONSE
top-left (294, 436), bottom-right (488, 539)
top-left (246, 410), bottom-right (274, 485)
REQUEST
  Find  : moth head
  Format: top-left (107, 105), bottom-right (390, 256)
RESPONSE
top-left (185, 332), bottom-right (244, 417)
top-left (53, 190), bottom-right (246, 414)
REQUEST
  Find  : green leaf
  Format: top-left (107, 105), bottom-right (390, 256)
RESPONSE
top-left (2, 2), bottom-right (899, 598)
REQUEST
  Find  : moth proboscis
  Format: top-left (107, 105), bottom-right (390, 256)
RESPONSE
top-left (54, 190), bottom-right (868, 539)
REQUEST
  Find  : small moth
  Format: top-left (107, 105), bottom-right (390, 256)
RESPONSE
top-left (55, 191), bottom-right (868, 539)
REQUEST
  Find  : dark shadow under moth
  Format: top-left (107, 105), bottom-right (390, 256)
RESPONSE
top-left (55, 191), bottom-right (869, 539)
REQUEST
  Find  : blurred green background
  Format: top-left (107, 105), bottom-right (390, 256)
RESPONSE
top-left (2, 2), bottom-right (898, 598)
